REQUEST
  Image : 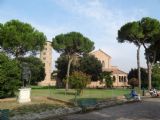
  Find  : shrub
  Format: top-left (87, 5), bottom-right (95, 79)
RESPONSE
top-left (128, 78), bottom-right (139, 89)
top-left (152, 63), bottom-right (160, 89)
top-left (68, 71), bottom-right (91, 95)
top-left (100, 71), bottom-right (113, 88)
top-left (0, 52), bottom-right (21, 98)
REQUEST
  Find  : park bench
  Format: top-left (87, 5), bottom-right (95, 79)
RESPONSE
top-left (78, 99), bottom-right (97, 112)
top-left (0, 109), bottom-right (9, 120)
top-left (124, 94), bottom-right (141, 101)
top-left (124, 94), bottom-right (133, 101)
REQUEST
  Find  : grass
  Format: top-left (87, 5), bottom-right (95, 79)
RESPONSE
top-left (0, 97), bottom-right (67, 117)
top-left (10, 103), bottom-right (61, 117)
top-left (0, 87), bottom-right (130, 117)
top-left (31, 88), bottom-right (130, 102)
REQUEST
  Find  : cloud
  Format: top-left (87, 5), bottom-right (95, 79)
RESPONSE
top-left (31, 23), bottom-right (70, 40)
top-left (0, 0), bottom-right (149, 72)
top-left (53, 0), bottom-right (148, 72)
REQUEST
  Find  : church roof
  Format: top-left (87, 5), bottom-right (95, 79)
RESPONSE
top-left (90, 49), bottom-right (111, 58)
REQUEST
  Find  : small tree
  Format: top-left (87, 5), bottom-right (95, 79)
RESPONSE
top-left (0, 52), bottom-right (21, 98)
top-left (52, 32), bottom-right (94, 91)
top-left (68, 71), bottom-right (91, 95)
top-left (100, 71), bottom-right (113, 88)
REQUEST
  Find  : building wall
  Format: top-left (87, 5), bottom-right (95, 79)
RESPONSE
top-left (90, 50), bottom-right (111, 69)
top-left (39, 41), bottom-right (55, 86)
top-left (112, 74), bottom-right (128, 87)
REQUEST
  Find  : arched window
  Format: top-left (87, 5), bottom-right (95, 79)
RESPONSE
top-left (113, 76), bottom-right (116, 82)
top-left (121, 76), bottom-right (124, 82)
top-left (119, 76), bottom-right (121, 82)
top-left (102, 61), bottom-right (105, 67)
top-left (124, 76), bottom-right (126, 82)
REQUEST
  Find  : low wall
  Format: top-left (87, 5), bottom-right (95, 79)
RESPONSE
top-left (87, 81), bottom-right (105, 88)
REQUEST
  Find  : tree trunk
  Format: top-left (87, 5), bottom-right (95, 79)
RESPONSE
top-left (146, 51), bottom-right (156, 90)
top-left (65, 56), bottom-right (73, 91)
top-left (137, 46), bottom-right (141, 89)
top-left (147, 62), bottom-right (152, 90)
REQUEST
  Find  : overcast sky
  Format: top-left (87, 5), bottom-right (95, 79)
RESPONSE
top-left (0, 0), bottom-right (160, 72)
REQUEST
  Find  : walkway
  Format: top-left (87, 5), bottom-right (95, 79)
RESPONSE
top-left (53, 98), bottom-right (160, 120)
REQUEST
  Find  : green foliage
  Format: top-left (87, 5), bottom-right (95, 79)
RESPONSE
top-left (117, 21), bottom-right (143, 46)
top-left (128, 68), bottom-right (148, 88)
top-left (18, 56), bottom-right (45, 85)
top-left (0, 19), bottom-right (46, 58)
top-left (55, 54), bottom-right (102, 86)
top-left (52, 32), bottom-right (94, 55)
top-left (141, 17), bottom-right (160, 42)
top-left (100, 71), bottom-right (113, 88)
top-left (117, 17), bottom-right (160, 89)
top-left (79, 55), bottom-right (102, 81)
top-left (52, 32), bottom-right (94, 90)
top-left (0, 23), bottom-right (3, 46)
top-left (55, 55), bottom-right (78, 87)
top-left (152, 63), bottom-right (160, 89)
top-left (141, 17), bottom-right (160, 63)
top-left (68, 71), bottom-right (91, 94)
top-left (0, 52), bottom-right (21, 98)
top-left (55, 55), bottom-right (71, 80)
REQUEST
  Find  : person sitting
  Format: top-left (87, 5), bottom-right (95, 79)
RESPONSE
top-left (149, 88), bottom-right (159, 97)
top-left (130, 89), bottom-right (141, 100)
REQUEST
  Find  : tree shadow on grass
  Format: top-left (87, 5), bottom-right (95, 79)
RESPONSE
top-left (70, 97), bottom-right (99, 105)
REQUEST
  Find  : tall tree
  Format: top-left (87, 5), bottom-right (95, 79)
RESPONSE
top-left (52, 32), bottom-right (94, 91)
top-left (140, 17), bottom-right (160, 89)
top-left (117, 21), bottom-right (144, 89)
top-left (0, 19), bottom-right (46, 58)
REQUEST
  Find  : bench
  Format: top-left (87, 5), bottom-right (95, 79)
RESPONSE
top-left (124, 94), bottom-right (141, 101)
top-left (124, 94), bottom-right (134, 100)
top-left (0, 109), bottom-right (9, 120)
top-left (78, 99), bottom-right (97, 111)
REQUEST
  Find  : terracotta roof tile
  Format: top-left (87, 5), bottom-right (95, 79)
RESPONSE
top-left (103, 68), bottom-right (127, 75)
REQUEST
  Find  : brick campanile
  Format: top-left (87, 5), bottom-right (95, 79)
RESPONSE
top-left (39, 41), bottom-right (55, 86)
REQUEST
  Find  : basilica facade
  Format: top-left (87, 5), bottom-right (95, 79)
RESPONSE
top-left (88, 49), bottom-right (128, 88)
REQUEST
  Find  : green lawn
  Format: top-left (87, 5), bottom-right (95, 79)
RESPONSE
top-left (31, 88), bottom-right (130, 102)
top-left (0, 88), bottom-right (130, 117)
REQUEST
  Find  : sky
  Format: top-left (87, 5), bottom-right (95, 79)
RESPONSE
top-left (0, 0), bottom-right (160, 72)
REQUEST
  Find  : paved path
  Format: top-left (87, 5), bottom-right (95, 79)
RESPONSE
top-left (50, 98), bottom-right (160, 120)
